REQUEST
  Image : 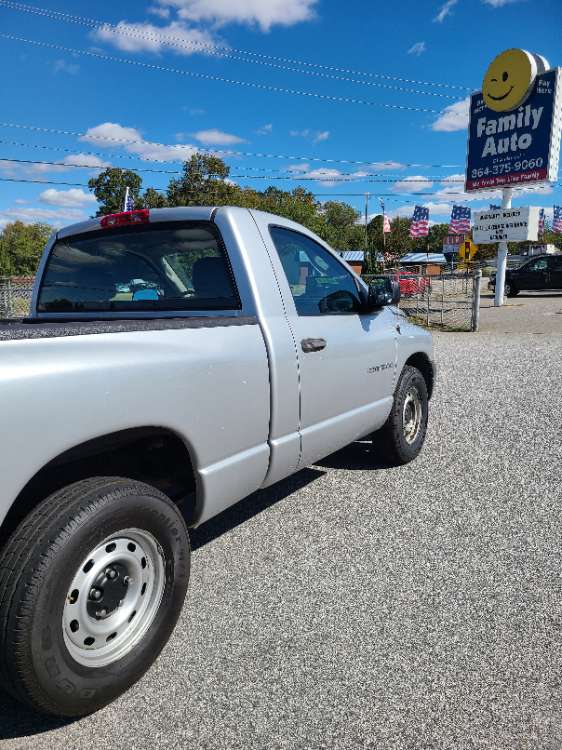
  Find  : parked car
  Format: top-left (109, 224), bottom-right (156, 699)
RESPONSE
top-left (488, 253), bottom-right (562, 296)
top-left (0, 206), bottom-right (435, 717)
top-left (393, 271), bottom-right (431, 297)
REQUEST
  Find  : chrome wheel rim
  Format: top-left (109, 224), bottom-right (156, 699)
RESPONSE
top-left (505, 283), bottom-right (511, 295)
top-left (403, 387), bottom-right (422, 444)
top-left (63, 529), bottom-right (165, 668)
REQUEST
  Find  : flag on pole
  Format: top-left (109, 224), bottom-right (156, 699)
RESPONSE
top-left (123, 186), bottom-right (134, 212)
top-left (383, 214), bottom-right (391, 233)
top-left (409, 205), bottom-right (429, 238)
top-left (553, 206), bottom-right (562, 234)
top-left (449, 205), bottom-right (471, 234)
top-left (490, 204), bottom-right (501, 210)
top-left (538, 208), bottom-right (545, 236)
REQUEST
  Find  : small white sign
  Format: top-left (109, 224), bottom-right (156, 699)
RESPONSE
top-left (472, 207), bottom-right (540, 244)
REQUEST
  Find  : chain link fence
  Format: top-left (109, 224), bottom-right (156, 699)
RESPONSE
top-left (365, 270), bottom-right (482, 332)
top-left (0, 277), bottom-right (34, 318)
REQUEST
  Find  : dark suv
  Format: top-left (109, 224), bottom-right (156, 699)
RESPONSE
top-left (489, 254), bottom-right (562, 297)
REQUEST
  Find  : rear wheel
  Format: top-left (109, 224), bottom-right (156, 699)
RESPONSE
top-left (504, 282), bottom-right (519, 297)
top-left (0, 477), bottom-right (190, 717)
top-left (373, 365), bottom-right (429, 465)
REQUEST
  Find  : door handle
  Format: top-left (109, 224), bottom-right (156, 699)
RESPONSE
top-left (301, 337), bottom-right (327, 353)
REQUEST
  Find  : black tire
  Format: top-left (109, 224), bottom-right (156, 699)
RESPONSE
top-left (0, 477), bottom-right (190, 717)
top-left (504, 282), bottom-right (519, 297)
top-left (373, 365), bottom-right (429, 465)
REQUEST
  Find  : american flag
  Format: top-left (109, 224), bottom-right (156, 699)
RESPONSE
top-left (383, 214), bottom-right (391, 233)
top-left (538, 208), bottom-right (545, 236)
top-left (490, 204), bottom-right (500, 210)
top-left (553, 206), bottom-right (562, 234)
top-left (123, 186), bottom-right (134, 212)
top-left (449, 205), bottom-right (471, 234)
top-left (409, 205), bottom-right (429, 238)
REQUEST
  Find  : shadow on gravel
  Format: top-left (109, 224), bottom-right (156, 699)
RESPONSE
top-left (191, 466), bottom-right (324, 551)
top-left (0, 690), bottom-right (70, 740)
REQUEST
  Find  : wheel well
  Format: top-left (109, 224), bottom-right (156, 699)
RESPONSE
top-left (405, 352), bottom-right (435, 399)
top-left (0, 427), bottom-right (198, 550)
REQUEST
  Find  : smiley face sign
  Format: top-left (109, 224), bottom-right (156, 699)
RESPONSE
top-left (482, 49), bottom-right (548, 112)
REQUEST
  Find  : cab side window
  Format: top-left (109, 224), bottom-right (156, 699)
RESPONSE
top-left (527, 258), bottom-right (548, 272)
top-left (269, 226), bottom-right (361, 316)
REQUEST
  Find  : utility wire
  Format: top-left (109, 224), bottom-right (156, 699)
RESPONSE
top-left (0, 156), bottom-right (467, 182)
top-left (0, 34), bottom-right (443, 114)
top-left (0, 0), bottom-right (473, 94)
top-left (0, 127), bottom-right (464, 169)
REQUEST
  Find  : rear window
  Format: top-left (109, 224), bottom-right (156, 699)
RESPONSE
top-left (37, 221), bottom-right (240, 313)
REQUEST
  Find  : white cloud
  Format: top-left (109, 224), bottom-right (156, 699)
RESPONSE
top-left (0, 206), bottom-right (87, 227)
top-left (159, 0), bottom-right (317, 31)
top-left (393, 175), bottom-right (434, 193)
top-left (92, 20), bottom-right (220, 56)
top-left (431, 97), bottom-right (470, 132)
top-left (148, 4), bottom-right (171, 17)
top-left (0, 160), bottom-right (66, 177)
top-left (434, 0), bottom-right (458, 22)
top-left (191, 128), bottom-right (246, 145)
top-left (482, 0), bottom-right (522, 6)
top-left (39, 188), bottom-right (97, 208)
top-left (256, 123), bottom-right (273, 135)
top-left (289, 129), bottom-right (330, 144)
top-left (53, 58), bottom-right (80, 75)
top-left (285, 162), bottom-right (368, 187)
top-left (62, 153), bottom-right (111, 170)
top-left (80, 122), bottom-right (199, 162)
top-left (407, 42), bottom-right (426, 56)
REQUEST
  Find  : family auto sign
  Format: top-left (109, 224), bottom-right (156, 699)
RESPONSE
top-left (465, 49), bottom-right (562, 191)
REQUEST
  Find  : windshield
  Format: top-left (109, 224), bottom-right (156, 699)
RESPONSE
top-left (37, 221), bottom-right (240, 313)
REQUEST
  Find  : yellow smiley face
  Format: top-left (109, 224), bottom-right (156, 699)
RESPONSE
top-left (482, 49), bottom-right (537, 112)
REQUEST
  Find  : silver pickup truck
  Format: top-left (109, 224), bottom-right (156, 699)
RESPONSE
top-left (0, 206), bottom-right (435, 717)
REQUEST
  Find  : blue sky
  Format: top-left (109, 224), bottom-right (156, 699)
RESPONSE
top-left (1, 0), bottom-right (562, 229)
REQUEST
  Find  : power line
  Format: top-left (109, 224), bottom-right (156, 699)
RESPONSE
top-left (0, 127), bottom-right (464, 169)
top-left (0, 156), bottom-right (467, 182)
top-left (0, 34), bottom-right (443, 115)
top-left (0, 0), bottom-right (473, 94)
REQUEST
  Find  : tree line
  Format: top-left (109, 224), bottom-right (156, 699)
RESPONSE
top-left (2, 154), bottom-right (561, 277)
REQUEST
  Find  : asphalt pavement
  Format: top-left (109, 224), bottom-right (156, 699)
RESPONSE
top-left (1, 331), bottom-right (561, 750)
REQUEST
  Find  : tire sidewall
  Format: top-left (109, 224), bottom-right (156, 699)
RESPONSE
top-left (393, 367), bottom-right (429, 463)
top-left (25, 489), bottom-right (190, 716)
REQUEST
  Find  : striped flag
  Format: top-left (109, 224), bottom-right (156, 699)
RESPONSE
top-left (383, 214), bottom-right (391, 233)
top-left (409, 205), bottom-right (430, 238)
top-left (538, 208), bottom-right (545, 236)
top-left (123, 186), bottom-right (134, 212)
top-left (553, 206), bottom-right (562, 234)
top-left (449, 205), bottom-right (471, 234)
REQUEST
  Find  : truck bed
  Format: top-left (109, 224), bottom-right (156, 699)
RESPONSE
top-left (0, 316), bottom-right (258, 342)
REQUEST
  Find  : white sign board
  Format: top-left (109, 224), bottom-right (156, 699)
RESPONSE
top-left (472, 207), bottom-right (540, 244)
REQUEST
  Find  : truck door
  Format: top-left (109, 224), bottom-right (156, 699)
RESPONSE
top-left (254, 219), bottom-right (397, 468)
top-left (517, 257), bottom-right (549, 290)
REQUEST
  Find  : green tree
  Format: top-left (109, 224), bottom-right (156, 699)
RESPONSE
top-left (88, 168), bottom-right (143, 216)
top-left (167, 155), bottom-right (236, 206)
top-left (428, 223), bottom-right (450, 252)
top-left (142, 187), bottom-right (169, 209)
top-left (0, 221), bottom-right (52, 276)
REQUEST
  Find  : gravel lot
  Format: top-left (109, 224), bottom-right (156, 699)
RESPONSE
top-left (1, 332), bottom-right (561, 750)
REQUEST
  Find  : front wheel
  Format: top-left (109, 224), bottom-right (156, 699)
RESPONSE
top-left (373, 365), bottom-right (429, 465)
top-left (504, 282), bottom-right (519, 297)
top-left (0, 477), bottom-right (190, 717)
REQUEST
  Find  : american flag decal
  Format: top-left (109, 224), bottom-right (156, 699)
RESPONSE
top-left (538, 208), bottom-right (545, 236)
top-left (449, 205), bottom-right (471, 234)
top-left (409, 205), bottom-right (430, 238)
top-left (383, 214), bottom-right (391, 233)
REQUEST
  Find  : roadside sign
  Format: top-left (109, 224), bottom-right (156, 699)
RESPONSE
top-left (458, 239), bottom-right (478, 261)
top-left (465, 66), bottom-right (562, 192)
top-left (442, 233), bottom-right (465, 255)
top-left (472, 206), bottom-right (539, 243)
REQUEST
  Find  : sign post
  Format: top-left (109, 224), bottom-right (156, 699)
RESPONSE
top-left (465, 48), bottom-right (562, 306)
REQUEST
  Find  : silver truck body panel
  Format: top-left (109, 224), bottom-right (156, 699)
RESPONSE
top-left (0, 206), bottom-right (434, 533)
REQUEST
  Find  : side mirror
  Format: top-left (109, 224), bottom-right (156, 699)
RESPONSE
top-left (363, 276), bottom-right (400, 310)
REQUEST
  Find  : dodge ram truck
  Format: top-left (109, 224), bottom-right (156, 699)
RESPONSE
top-left (0, 206), bottom-right (435, 717)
